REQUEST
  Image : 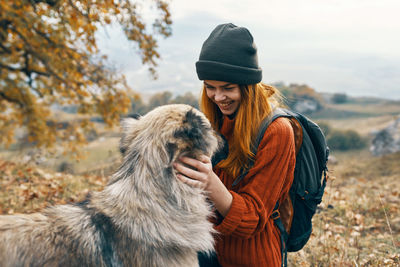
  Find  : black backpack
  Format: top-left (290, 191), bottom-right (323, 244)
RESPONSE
top-left (231, 107), bottom-right (329, 267)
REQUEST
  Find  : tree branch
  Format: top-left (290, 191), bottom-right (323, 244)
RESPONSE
top-left (0, 62), bottom-right (50, 77)
top-left (67, 0), bottom-right (89, 18)
top-left (0, 63), bottom-right (20, 72)
top-left (8, 26), bottom-right (69, 84)
top-left (0, 91), bottom-right (23, 107)
top-left (30, 0), bottom-right (59, 7)
top-left (0, 42), bottom-right (12, 54)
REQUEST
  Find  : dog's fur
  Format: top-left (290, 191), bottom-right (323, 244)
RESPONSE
top-left (0, 104), bottom-right (221, 267)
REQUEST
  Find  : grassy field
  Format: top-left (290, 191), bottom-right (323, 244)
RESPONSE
top-left (0, 131), bottom-right (121, 176)
top-left (311, 98), bottom-right (400, 137)
top-left (317, 115), bottom-right (397, 136)
top-left (311, 98), bottom-right (400, 121)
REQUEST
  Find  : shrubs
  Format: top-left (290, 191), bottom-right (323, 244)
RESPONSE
top-left (326, 129), bottom-right (368, 151)
top-left (316, 121), bottom-right (368, 151)
top-left (317, 122), bottom-right (332, 137)
top-left (331, 93), bottom-right (348, 104)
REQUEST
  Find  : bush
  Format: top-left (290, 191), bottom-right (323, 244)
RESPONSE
top-left (331, 93), bottom-right (348, 104)
top-left (327, 130), bottom-right (368, 151)
top-left (58, 161), bottom-right (75, 174)
top-left (317, 121), bottom-right (332, 137)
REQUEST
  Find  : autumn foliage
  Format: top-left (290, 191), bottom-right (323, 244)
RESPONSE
top-left (0, 0), bottom-right (172, 152)
top-left (0, 158), bottom-right (107, 214)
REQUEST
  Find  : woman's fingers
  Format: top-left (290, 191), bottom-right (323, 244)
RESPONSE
top-left (174, 162), bottom-right (200, 179)
top-left (198, 154), bottom-right (212, 164)
top-left (179, 156), bottom-right (211, 172)
top-left (178, 156), bottom-right (203, 170)
top-left (174, 155), bottom-right (214, 190)
top-left (176, 173), bottom-right (204, 189)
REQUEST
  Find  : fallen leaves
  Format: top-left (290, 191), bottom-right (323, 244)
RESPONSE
top-left (288, 152), bottom-right (400, 266)
top-left (0, 151), bottom-right (399, 266)
top-left (0, 159), bottom-right (107, 214)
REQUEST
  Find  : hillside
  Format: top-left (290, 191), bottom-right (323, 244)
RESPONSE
top-left (0, 149), bottom-right (398, 266)
top-left (311, 98), bottom-right (400, 120)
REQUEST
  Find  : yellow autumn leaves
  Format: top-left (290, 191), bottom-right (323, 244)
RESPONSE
top-left (0, 0), bottom-right (172, 153)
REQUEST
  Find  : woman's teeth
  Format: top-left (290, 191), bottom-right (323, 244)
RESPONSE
top-left (220, 102), bottom-right (232, 107)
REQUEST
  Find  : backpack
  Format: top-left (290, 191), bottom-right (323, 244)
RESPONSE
top-left (231, 107), bottom-right (329, 267)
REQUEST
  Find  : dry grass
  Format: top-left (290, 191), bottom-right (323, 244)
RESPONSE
top-left (288, 150), bottom-right (400, 266)
top-left (318, 115), bottom-right (399, 136)
top-left (1, 118), bottom-right (399, 266)
top-left (0, 159), bottom-right (108, 214)
top-left (329, 101), bottom-right (400, 115)
top-left (0, 150), bottom-right (398, 266)
top-left (0, 134), bottom-right (120, 176)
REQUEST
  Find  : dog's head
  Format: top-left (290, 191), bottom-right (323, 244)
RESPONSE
top-left (106, 104), bottom-right (218, 253)
top-left (119, 104), bottom-right (221, 167)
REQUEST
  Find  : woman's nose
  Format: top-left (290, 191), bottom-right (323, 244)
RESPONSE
top-left (214, 90), bottom-right (226, 101)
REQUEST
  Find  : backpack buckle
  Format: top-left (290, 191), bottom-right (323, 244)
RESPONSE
top-left (271, 209), bottom-right (280, 220)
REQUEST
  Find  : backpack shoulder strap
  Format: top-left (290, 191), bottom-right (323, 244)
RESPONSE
top-left (253, 108), bottom-right (291, 151)
top-left (232, 108), bottom-right (292, 187)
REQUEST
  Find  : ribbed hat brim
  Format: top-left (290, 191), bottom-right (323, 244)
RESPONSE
top-left (196, 60), bottom-right (262, 85)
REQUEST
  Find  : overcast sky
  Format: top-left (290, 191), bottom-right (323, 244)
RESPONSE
top-left (98, 0), bottom-right (400, 99)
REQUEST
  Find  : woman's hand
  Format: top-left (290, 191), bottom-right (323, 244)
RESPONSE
top-left (173, 155), bottom-right (233, 217)
top-left (173, 155), bottom-right (215, 191)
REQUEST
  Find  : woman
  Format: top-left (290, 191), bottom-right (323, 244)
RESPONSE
top-left (173, 23), bottom-right (296, 267)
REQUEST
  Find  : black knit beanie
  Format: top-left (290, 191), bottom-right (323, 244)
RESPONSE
top-left (196, 23), bottom-right (262, 85)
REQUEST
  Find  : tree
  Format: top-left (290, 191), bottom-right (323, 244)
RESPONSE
top-left (317, 121), bottom-right (332, 137)
top-left (0, 0), bottom-right (172, 153)
top-left (171, 91), bottom-right (199, 109)
top-left (130, 95), bottom-right (148, 116)
top-left (147, 91), bottom-right (172, 110)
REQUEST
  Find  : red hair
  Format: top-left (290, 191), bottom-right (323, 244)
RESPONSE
top-left (200, 83), bottom-right (281, 178)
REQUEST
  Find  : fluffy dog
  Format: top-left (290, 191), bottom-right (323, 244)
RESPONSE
top-left (0, 104), bottom-right (221, 267)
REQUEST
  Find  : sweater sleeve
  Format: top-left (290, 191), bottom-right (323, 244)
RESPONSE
top-left (215, 117), bottom-right (296, 238)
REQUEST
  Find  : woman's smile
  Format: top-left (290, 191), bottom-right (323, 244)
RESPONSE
top-left (204, 80), bottom-right (241, 116)
top-left (218, 101), bottom-right (234, 109)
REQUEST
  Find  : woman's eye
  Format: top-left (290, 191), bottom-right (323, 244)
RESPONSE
top-left (224, 87), bottom-right (234, 90)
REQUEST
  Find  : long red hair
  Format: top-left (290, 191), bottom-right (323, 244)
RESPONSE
top-left (200, 83), bottom-right (281, 178)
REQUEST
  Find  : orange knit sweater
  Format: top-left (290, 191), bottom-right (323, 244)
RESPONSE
top-left (213, 115), bottom-right (296, 267)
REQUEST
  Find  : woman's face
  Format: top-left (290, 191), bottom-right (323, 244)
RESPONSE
top-left (204, 80), bottom-right (241, 116)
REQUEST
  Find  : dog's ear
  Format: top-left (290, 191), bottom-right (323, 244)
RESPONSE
top-left (120, 116), bottom-right (141, 155)
top-left (166, 142), bottom-right (178, 163)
